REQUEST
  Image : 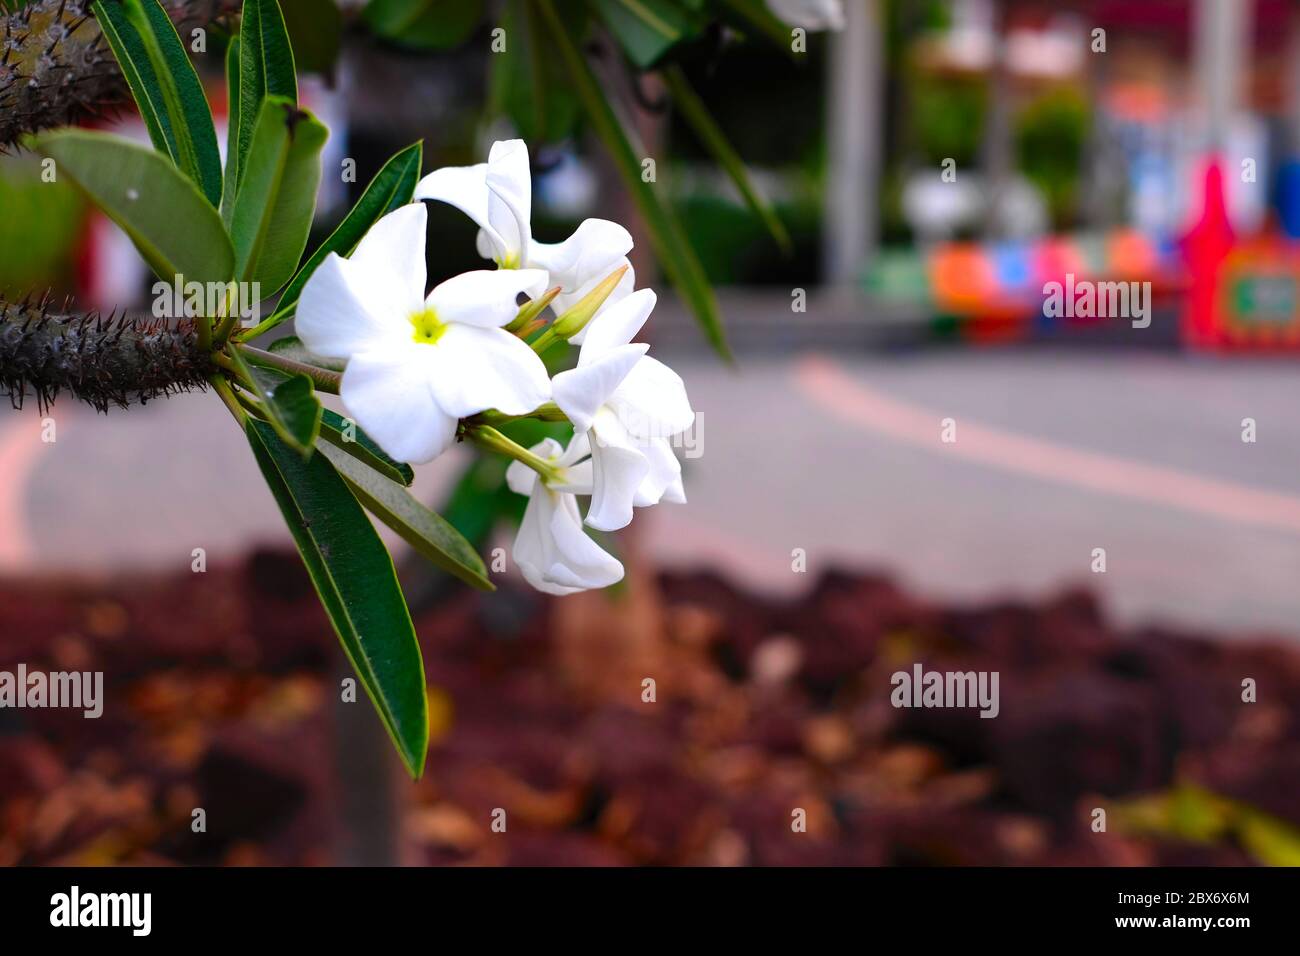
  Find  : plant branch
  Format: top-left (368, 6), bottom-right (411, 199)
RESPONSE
top-left (235, 343), bottom-right (342, 394)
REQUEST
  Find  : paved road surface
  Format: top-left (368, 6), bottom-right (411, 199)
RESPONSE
top-left (4, 349), bottom-right (1299, 637)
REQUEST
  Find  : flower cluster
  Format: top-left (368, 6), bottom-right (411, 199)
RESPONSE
top-left (295, 140), bottom-right (694, 596)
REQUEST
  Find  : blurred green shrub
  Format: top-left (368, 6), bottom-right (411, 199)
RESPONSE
top-left (1015, 84), bottom-right (1090, 230)
top-left (0, 154), bottom-right (85, 296)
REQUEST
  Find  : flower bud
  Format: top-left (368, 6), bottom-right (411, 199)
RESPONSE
top-left (549, 265), bottom-right (629, 340)
top-left (506, 286), bottom-right (560, 334)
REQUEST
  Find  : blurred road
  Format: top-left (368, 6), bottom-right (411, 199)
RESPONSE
top-left (4, 348), bottom-right (1300, 636)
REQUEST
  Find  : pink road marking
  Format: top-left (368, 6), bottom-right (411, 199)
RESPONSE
top-left (0, 416), bottom-right (57, 568)
top-left (796, 354), bottom-right (1300, 534)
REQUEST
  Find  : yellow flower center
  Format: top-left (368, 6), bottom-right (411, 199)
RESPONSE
top-left (409, 307), bottom-right (447, 345)
top-left (499, 251), bottom-right (522, 269)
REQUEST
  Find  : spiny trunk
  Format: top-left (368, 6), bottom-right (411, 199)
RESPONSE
top-left (0, 0), bottom-right (239, 151)
top-left (0, 293), bottom-right (209, 412)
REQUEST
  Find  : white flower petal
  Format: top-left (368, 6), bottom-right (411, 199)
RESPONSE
top-left (577, 289), bottom-right (656, 364)
top-left (557, 430), bottom-right (591, 467)
top-left (545, 492), bottom-right (624, 589)
top-left (634, 437), bottom-right (685, 507)
top-left (513, 490), bottom-right (576, 595)
top-left (549, 432), bottom-right (594, 494)
top-left (426, 269), bottom-right (549, 328)
top-left (610, 355), bottom-right (695, 439)
top-left (296, 253), bottom-right (404, 359)
top-left (512, 487), bottom-right (623, 595)
top-left (426, 324), bottom-right (551, 418)
top-left (554, 459), bottom-right (594, 495)
top-left (346, 204), bottom-right (428, 312)
top-left (550, 343), bottom-right (648, 432)
top-left (339, 349), bottom-right (457, 464)
top-left (486, 139), bottom-right (532, 264)
top-left (528, 218), bottom-right (633, 292)
top-left (766, 0), bottom-right (844, 31)
top-left (586, 409), bottom-right (650, 532)
top-left (414, 162), bottom-right (510, 262)
top-left (506, 458), bottom-right (539, 497)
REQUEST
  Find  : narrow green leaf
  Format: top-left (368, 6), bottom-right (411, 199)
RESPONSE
top-left (230, 350), bottom-right (322, 453)
top-left (270, 141), bottom-right (423, 325)
top-left (662, 64), bottom-right (791, 253)
top-left (245, 419), bottom-right (429, 777)
top-left (592, 0), bottom-right (703, 68)
top-left (229, 97), bottom-right (328, 296)
top-left (133, 0), bottom-right (223, 204)
top-left (95, 0), bottom-right (222, 205)
top-left (34, 130), bottom-right (234, 285)
top-left (319, 443), bottom-right (495, 592)
top-left (539, 0), bottom-right (731, 360)
top-left (489, 0), bottom-right (582, 142)
top-left (319, 408), bottom-right (415, 487)
top-left (236, 0), bottom-right (298, 188)
top-left (221, 37), bottom-right (242, 225)
top-left (716, 0), bottom-right (804, 55)
top-left (363, 0), bottom-right (483, 50)
top-left (94, 1), bottom-right (175, 158)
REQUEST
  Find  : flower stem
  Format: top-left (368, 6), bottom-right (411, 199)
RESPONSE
top-left (235, 343), bottom-right (342, 394)
top-left (234, 308), bottom-right (288, 343)
top-left (212, 282), bottom-right (245, 345)
top-left (210, 373), bottom-right (246, 425)
top-left (472, 402), bottom-right (570, 427)
top-left (466, 424), bottom-right (561, 482)
top-left (528, 326), bottom-right (561, 355)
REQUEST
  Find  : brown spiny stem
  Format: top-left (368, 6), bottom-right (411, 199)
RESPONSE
top-left (0, 0), bottom-right (240, 151)
top-left (0, 292), bottom-right (210, 411)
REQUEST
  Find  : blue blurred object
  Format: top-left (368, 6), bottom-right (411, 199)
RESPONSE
top-left (991, 241), bottom-right (1032, 291)
top-left (1278, 160), bottom-right (1300, 239)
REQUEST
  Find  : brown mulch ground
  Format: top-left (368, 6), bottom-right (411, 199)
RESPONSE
top-left (2, 550), bottom-right (1298, 866)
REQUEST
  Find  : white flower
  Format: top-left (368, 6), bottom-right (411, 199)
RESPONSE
top-left (550, 289), bottom-right (693, 532)
top-left (414, 139), bottom-right (633, 297)
top-left (767, 0), bottom-right (844, 31)
top-left (296, 203), bottom-right (552, 465)
top-left (506, 434), bottom-right (624, 595)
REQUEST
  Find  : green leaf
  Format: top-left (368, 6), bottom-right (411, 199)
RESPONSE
top-left (319, 408), bottom-right (415, 487)
top-left (661, 64), bottom-right (791, 253)
top-left (363, 0), bottom-right (483, 49)
top-left (221, 37), bottom-right (243, 222)
top-left (278, 0), bottom-right (343, 74)
top-left (715, 0), bottom-right (804, 54)
top-left (1236, 807), bottom-right (1300, 866)
top-left (245, 419), bottom-right (428, 777)
top-left (235, 0), bottom-right (298, 190)
top-left (489, 0), bottom-right (582, 142)
top-left (319, 442), bottom-right (495, 592)
top-left (270, 141), bottom-right (423, 326)
top-left (93, 1), bottom-right (173, 160)
top-left (230, 350), bottom-right (322, 453)
top-left (539, 0), bottom-right (731, 360)
top-left (592, 0), bottom-right (703, 68)
top-left (93, 0), bottom-right (224, 205)
top-left (34, 130), bottom-right (234, 285)
top-left (229, 97), bottom-right (328, 296)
